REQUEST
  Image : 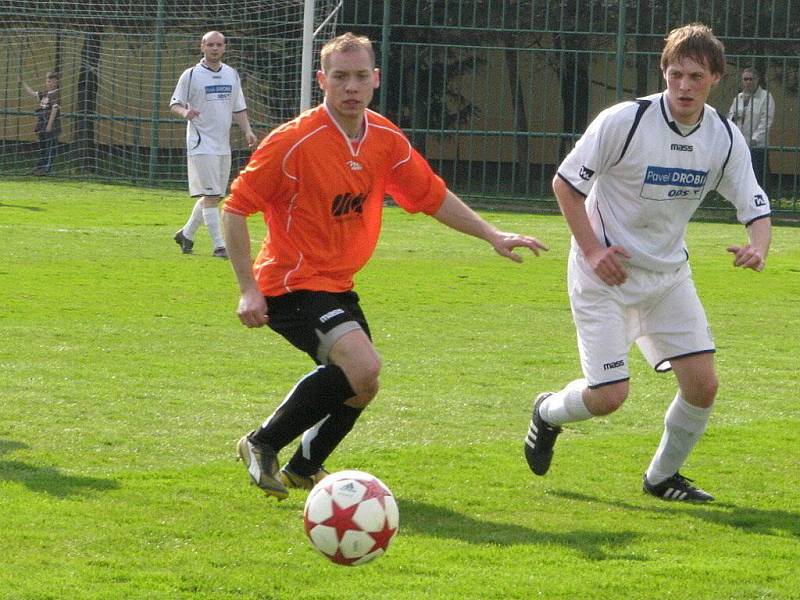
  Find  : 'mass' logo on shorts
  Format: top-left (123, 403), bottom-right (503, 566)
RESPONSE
top-left (641, 166), bottom-right (708, 201)
top-left (319, 308), bottom-right (345, 323)
top-left (603, 359), bottom-right (625, 370)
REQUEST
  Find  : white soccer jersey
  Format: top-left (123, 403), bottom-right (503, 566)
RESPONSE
top-left (170, 62), bottom-right (247, 156)
top-left (557, 92), bottom-right (771, 272)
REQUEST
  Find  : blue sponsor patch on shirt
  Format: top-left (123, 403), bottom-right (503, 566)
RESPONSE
top-left (204, 84), bottom-right (232, 100)
top-left (641, 166), bottom-right (707, 201)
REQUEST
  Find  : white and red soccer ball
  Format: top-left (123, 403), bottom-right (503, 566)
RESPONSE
top-left (303, 470), bottom-right (399, 566)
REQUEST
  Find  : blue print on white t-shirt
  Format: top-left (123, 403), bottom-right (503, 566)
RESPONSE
top-left (205, 85), bottom-right (232, 101)
top-left (641, 166), bottom-right (707, 201)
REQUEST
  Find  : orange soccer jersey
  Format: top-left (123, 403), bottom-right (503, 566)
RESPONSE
top-left (224, 103), bottom-right (446, 296)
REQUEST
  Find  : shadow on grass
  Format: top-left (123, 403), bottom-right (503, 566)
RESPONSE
top-left (399, 498), bottom-right (640, 560)
top-left (553, 490), bottom-right (800, 538)
top-left (0, 439), bottom-right (120, 498)
top-left (0, 202), bottom-right (44, 211)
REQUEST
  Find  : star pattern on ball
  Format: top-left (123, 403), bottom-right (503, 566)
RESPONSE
top-left (366, 517), bottom-right (397, 554)
top-left (356, 477), bottom-right (392, 508)
top-left (322, 500), bottom-right (360, 542)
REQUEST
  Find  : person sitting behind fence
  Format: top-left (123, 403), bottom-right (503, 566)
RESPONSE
top-left (21, 71), bottom-right (61, 175)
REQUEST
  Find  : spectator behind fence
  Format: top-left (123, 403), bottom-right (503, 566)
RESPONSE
top-left (170, 30), bottom-right (258, 259)
top-left (20, 72), bottom-right (61, 175)
top-left (728, 67), bottom-right (775, 189)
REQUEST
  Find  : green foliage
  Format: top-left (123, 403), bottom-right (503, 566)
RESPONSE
top-left (1, 180), bottom-right (799, 599)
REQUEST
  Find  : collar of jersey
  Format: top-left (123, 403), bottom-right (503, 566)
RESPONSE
top-left (322, 100), bottom-right (368, 157)
top-left (659, 93), bottom-right (702, 138)
top-left (199, 60), bottom-right (223, 72)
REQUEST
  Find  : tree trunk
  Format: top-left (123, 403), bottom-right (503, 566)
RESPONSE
top-left (504, 41), bottom-right (530, 193)
top-left (555, 32), bottom-right (589, 160)
top-left (75, 30), bottom-right (101, 173)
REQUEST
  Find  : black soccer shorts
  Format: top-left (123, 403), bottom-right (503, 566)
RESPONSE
top-left (266, 290), bottom-right (372, 365)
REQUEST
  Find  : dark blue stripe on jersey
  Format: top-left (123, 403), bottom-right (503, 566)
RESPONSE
top-left (556, 172), bottom-right (587, 197)
top-left (745, 213), bottom-right (771, 227)
top-left (595, 202), bottom-right (611, 247)
top-left (187, 67), bottom-right (194, 98)
top-left (190, 128), bottom-right (202, 151)
top-left (615, 99), bottom-right (651, 165)
top-left (713, 109), bottom-right (734, 189)
top-left (659, 94), bottom-right (702, 137)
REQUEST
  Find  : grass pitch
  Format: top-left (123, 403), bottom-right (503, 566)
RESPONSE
top-left (1, 180), bottom-right (799, 599)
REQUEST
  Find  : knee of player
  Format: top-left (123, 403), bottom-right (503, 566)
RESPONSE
top-left (693, 375), bottom-right (719, 405)
top-left (346, 378), bottom-right (379, 409)
top-left (346, 359), bottom-right (381, 399)
top-left (592, 384), bottom-right (628, 415)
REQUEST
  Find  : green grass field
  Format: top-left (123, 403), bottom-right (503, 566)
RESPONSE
top-left (1, 180), bottom-right (799, 599)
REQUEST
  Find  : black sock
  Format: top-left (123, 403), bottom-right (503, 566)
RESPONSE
top-left (251, 364), bottom-right (355, 452)
top-left (287, 403), bottom-right (364, 476)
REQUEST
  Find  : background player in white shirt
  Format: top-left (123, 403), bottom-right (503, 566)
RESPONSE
top-left (171, 31), bottom-right (257, 258)
top-left (524, 23), bottom-right (772, 502)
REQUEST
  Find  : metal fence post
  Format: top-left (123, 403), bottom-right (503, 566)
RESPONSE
top-left (148, 0), bottom-right (166, 186)
top-left (379, 1), bottom-right (391, 115)
top-left (616, 0), bottom-right (627, 101)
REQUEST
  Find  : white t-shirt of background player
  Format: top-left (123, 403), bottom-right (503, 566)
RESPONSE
top-left (170, 62), bottom-right (246, 156)
top-left (557, 92), bottom-right (771, 272)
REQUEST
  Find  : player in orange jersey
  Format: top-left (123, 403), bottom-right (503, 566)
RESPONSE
top-left (224, 32), bottom-right (548, 500)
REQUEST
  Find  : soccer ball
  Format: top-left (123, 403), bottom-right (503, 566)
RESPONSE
top-left (303, 470), bottom-right (399, 566)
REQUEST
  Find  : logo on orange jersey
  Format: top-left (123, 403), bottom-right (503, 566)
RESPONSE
top-left (332, 192), bottom-right (366, 217)
top-left (347, 160), bottom-right (363, 171)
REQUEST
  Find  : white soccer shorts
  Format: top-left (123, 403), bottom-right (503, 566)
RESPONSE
top-left (567, 249), bottom-right (715, 388)
top-left (188, 153), bottom-right (232, 197)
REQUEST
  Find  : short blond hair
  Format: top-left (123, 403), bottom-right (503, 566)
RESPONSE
top-left (202, 30), bottom-right (225, 45)
top-left (661, 23), bottom-right (725, 76)
top-left (320, 32), bottom-right (375, 72)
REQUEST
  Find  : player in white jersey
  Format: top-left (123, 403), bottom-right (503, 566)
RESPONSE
top-left (524, 23), bottom-right (772, 502)
top-left (170, 31), bottom-right (257, 258)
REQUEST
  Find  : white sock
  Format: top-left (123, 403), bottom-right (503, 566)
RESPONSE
top-left (182, 199), bottom-right (204, 239)
top-left (539, 378), bottom-right (592, 426)
top-left (646, 392), bottom-right (712, 485)
top-left (202, 206), bottom-right (225, 249)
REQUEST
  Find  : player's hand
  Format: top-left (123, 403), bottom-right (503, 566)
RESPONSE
top-left (245, 132), bottom-right (258, 148)
top-left (491, 231), bottom-right (549, 263)
top-left (237, 289), bottom-right (268, 328)
top-left (185, 106), bottom-right (200, 120)
top-left (587, 245), bottom-right (631, 286)
top-left (726, 244), bottom-right (766, 271)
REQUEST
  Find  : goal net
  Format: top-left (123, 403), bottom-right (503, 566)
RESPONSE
top-left (0, 0), bottom-right (341, 184)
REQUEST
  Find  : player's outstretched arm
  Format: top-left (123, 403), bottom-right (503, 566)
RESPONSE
top-left (431, 189), bottom-right (548, 262)
top-left (726, 216), bottom-right (771, 272)
top-left (222, 211), bottom-right (268, 328)
top-left (19, 78), bottom-right (37, 99)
